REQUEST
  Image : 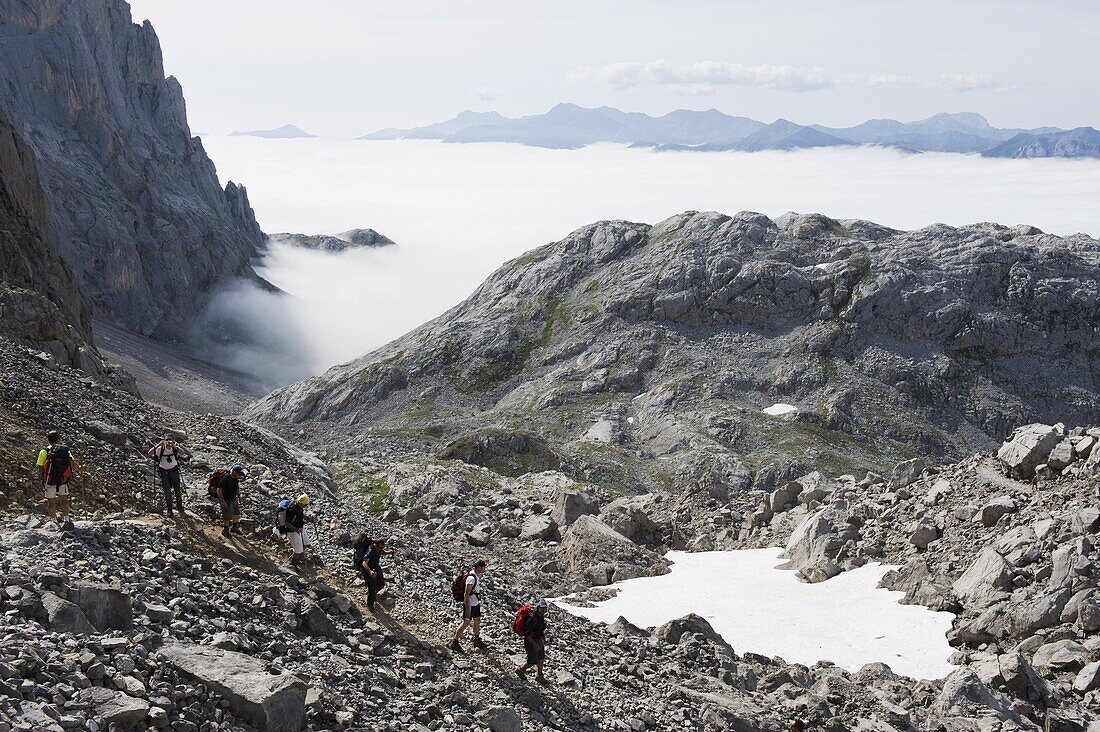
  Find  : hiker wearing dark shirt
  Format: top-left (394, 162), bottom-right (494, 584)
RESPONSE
top-left (286, 494), bottom-right (312, 567)
top-left (358, 537), bottom-right (394, 612)
top-left (217, 466), bottom-right (246, 534)
top-left (516, 599), bottom-right (549, 683)
top-left (148, 433), bottom-right (191, 518)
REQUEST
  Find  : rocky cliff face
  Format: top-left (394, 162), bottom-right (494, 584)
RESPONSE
top-left (0, 105), bottom-right (105, 374)
top-left (0, 0), bottom-right (265, 338)
top-left (248, 210), bottom-right (1100, 496)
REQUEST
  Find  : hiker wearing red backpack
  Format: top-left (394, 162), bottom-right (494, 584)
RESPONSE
top-left (36, 430), bottom-right (78, 527)
top-left (514, 599), bottom-right (549, 683)
top-left (450, 559), bottom-right (487, 652)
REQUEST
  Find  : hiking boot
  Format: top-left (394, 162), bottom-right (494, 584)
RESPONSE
top-left (449, 639), bottom-right (463, 653)
top-left (535, 674), bottom-right (549, 685)
top-left (515, 666), bottom-right (527, 678)
top-left (472, 636), bottom-right (487, 650)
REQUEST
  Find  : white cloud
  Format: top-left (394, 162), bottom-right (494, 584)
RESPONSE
top-left (475, 86), bottom-right (501, 102)
top-left (584, 60), bottom-right (1009, 96)
top-left (929, 73), bottom-right (1013, 93)
top-left (590, 60), bottom-right (919, 94)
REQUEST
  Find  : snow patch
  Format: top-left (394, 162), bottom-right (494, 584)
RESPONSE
top-left (556, 548), bottom-right (957, 680)
top-left (763, 403), bottom-right (799, 416)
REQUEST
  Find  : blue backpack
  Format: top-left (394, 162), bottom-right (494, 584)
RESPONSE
top-left (276, 498), bottom-right (292, 532)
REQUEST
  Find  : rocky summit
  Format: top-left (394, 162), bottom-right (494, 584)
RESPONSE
top-left (248, 210), bottom-right (1100, 500)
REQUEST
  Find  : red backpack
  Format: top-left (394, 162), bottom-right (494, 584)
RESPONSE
top-left (513, 604), bottom-right (534, 635)
top-left (207, 469), bottom-right (229, 499)
top-left (451, 571), bottom-right (469, 603)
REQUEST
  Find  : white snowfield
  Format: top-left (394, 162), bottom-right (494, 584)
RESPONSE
top-left (763, 403), bottom-right (799, 416)
top-left (556, 548), bottom-right (958, 680)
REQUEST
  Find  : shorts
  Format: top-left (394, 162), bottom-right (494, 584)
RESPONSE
top-left (288, 528), bottom-right (310, 554)
top-left (44, 484), bottom-right (70, 499)
top-left (221, 500), bottom-right (240, 522)
top-left (462, 604), bottom-right (481, 620)
top-left (524, 636), bottom-right (545, 664)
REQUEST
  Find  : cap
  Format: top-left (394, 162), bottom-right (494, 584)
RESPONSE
top-left (296, 493), bottom-right (310, 505)
top-left (473, 559), bottom-right (487, 568)
top-left (536, 599), bottom-right (548, 608)
top-left (231, 465), bottom-right (247, 476)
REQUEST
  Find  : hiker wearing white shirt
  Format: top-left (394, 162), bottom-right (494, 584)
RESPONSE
top-left (148, 433), bottom-right (191, 518)
top-left (451, 559), bottom-right (487, 652)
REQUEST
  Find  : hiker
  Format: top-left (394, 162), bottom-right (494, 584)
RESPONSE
top-left (36, 430), bottom-right (78, 526)
top-left (358, 536), bottom-right (394, 612)
top-left (451, 559), bottom-right (487, 652)
top-left (285, 494), bottom-right (311, 567)
top-left (789, 721), bottom-right (806, 732)
top-left (515, 599), bottom-right (549, 683)
top-left (148, 432), bottom-right (191, 518)
top-left (216, 465), bottom-right (246, 534)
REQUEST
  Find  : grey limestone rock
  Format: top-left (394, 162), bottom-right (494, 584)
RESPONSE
top-left (158, 643), bottom-right (308, 732)
top-left (0, 0), bottom-right (265, 337)
top-left (996, 424), bottom-right (1061, 479)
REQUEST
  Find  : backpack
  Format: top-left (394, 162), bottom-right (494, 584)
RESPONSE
top-left (352, 534), bottom-right (371, 570)
top-left (451, 571), bottom-right (470, 603)
top-left (207, 469), bottom-right (228, 499)
top-left (513, 604), bottom-right (534, 635)
top-left (276, 498), bottom-right (292, 532)
top-left (45, 445), bottom-right (72, 486)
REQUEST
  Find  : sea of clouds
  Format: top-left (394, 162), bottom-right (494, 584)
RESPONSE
top-left (201, 137), bottom-right (1100, 385)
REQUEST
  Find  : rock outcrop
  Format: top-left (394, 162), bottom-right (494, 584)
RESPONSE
top-left (0, 0), bottom-right (265, 337)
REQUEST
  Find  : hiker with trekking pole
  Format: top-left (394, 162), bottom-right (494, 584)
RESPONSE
top-left (148, 432), bottom-right (191, 519)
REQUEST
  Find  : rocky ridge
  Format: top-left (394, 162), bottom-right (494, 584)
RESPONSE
top-left (248, 210), bottom-right (1100, 504)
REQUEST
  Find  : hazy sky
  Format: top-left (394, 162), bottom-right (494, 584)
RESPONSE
top-left (128, 1), bottom-right (1099, 137)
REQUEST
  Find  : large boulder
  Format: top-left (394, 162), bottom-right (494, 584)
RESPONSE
top-left (75, 687), bottom-right (150, 729)
top-left (600, 494), bottom-right (661, 544)
top-left (41, 590), bottom-right (96, 635)
top-left (438, 428), bottom-right (560, 477)
top-left (72, 583), bottom-right (132, 632)
top-left (932, 669), bottom-right (1036, 730)
top-left (158, 643), bottom-right (308, 732)
top-left (475, 707), bottom-right (522, 732)
top-left (654, 614), bottom-right (730, 649)
top-left (519, 513), bottom-right (560, 542)
top-left (782, 503), bottom-right (860, 583)
top-left (1003, 589), bottom-right (1072, 638)
top-left (976, 496), bottom-right (1016, 527)
top-left (889, 457), bottom-right (928, 489)
top-left (298, 600), bottom-right (347, 645)
top-left (952, 548), bottom-right (1014, 609)
top-left (551, 485), bottom-right (600, 527)
top-left (561, 515), bottom-right (663, 585)
top-left (767, 481), bottom-right (803, 514)
top-left (996, 423), bottom-right (1060, 479)
top-left (1031, 640), bottom-right (1088, 673)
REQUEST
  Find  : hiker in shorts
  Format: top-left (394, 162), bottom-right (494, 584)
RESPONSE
top-left (362, 537), bottom-right (394, 612)
top-left (148, 432), bottom-right (191, 518)
top-left (286, 494), bottom-right (311, 567)
top-left (36, 430), bottom-right (78, 526)
top-left (451, 559), bottom-right (487, 652)
top-left (216, 466), bottom-right (246, 534)
top-left (516, 599), bottom-right (549, 683)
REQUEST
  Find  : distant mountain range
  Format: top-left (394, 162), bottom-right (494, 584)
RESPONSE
top-left (230, 123), bottom-right (316, 139)
top-left (360, 104), bottom-right (1100, 158)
